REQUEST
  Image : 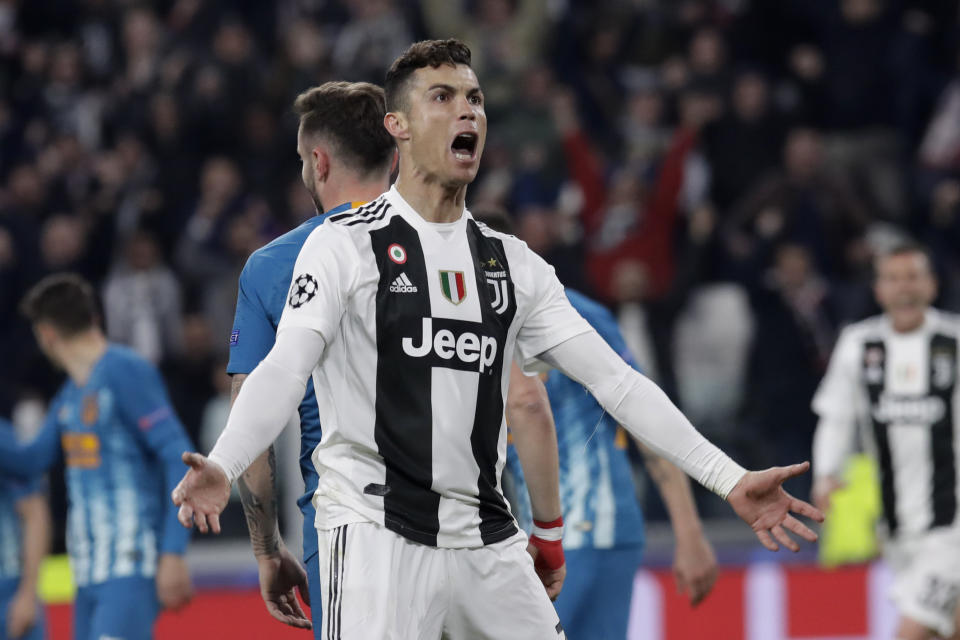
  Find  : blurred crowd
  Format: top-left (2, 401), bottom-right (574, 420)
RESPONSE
top-left (2, 0), bottom-right (960, 525)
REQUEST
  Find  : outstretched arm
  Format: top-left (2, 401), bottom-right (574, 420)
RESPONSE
top-left (538, 331), bottom-right (824, 551)
top-left (174, 219), bottom-right (353, 529)
top-left (634, 440), bottom-right (717, 606)
top-left (173, 326), bottom-right (326, 533)
top-left (232, 373), bottom-right (311, 630)
top-left (506, 363), bottom-right (565, 600)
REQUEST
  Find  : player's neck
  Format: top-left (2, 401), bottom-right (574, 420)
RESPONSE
top-left (394, 172), bottom-right (466, 224)
top-left (58, 330), bottom-right (109, 386)
top-left (320, 176), bottom-right (389, 214)
top-left (888, 308), bottom-right (929, 334)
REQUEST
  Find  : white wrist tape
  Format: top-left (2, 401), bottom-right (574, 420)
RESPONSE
top-left (531, 523), bottom-right (564, 542)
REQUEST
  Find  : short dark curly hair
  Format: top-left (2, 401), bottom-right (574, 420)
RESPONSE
top-left (294, 81), bottom-right (394, 177)
top-left (385, 39), bottom-right (473, 113)
top-left (21, 272), bottom-right (100, 335)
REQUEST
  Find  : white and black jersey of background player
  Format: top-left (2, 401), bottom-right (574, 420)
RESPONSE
top-left (813, 243), bottom-right (960, 639)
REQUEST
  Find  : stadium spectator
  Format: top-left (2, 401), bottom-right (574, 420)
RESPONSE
top-left (725, 126), bottom-right (869, 282)
top-left (742, 243), bottom-right (838, 488)
top-left (103, 229), bottom-right (183, 364)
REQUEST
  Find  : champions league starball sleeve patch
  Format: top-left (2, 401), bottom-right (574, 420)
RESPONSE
top-left (288, 273), bottom-right (318, 308)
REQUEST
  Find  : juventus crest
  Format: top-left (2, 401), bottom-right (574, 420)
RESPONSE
top-left (481, 258), bottom-right (509, 315)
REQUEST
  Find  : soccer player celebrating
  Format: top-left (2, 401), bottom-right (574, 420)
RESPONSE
top-left (227, 80), bottom-right (565, 633)
top-left (0, 420), bottom-right (50, 640)
top-left (812, 244), bottom-right (960, 640)
top-left (174, 39), bottom-right (822, 639)
top-left (0, 274), bottom-right (193, 640)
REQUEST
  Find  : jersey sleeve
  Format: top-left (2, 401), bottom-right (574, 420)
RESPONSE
top-left (811, 327), bottom-right (863, 478)
top-left (108, 354), bottom-right (193, 555)
top-left (276, 223), bottom-right (357, 342)
top-left (811, 327), bottom-right (862, 423)
top-left (514, 250), bottom-right (592, 371)
top-left (587, 304), bottom-right (641, 373)
top-left (227, 254), bottom-right (280, 375)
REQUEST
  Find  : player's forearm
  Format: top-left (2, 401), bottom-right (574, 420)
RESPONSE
top-left (507, 371), bottom-right (561, 522)
top-left (230, 374), bottom-right (283, 556)
top-left (238, 447), bottom-right (282, 557)
top-left (17, 495), bottom-right (51, 594)
top-left (208, 327), bottom-right (324, 484)
top-left (539, 332), bottom-right (746, 498)
top-left (635, 439), bottom-right (704, 539)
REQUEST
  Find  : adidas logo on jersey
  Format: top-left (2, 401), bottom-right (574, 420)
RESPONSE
top-left (389, 273), bottom-right (418, 293)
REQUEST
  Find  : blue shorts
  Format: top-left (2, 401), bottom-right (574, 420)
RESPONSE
top-left (302, 504), bottom-right (322, 640)
top-left (73, 577), bottom-right (158, 640)
top-left (553, 546), bottom-right (643, 640)
top-left (0, 579), bottom-right (45, 640)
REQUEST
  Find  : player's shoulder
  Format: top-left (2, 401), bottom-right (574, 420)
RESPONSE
top-left (243, 218), bottom-right (324, 275)
top-left (930, 308), bottom-right (960, 335)
top-left (321, 195), bottom-right (393, 231)
top-left (101, 344), bottom-right (159, 380)
top-left (838, 314), bottom-right (886, 343)
top-left (295, 196), bottom-right (396, 261)
top-left (468, 217), bottom-right (525, 250)
top-left (564, 289), bottom-right (611, 322)
top-left (466, 216), bottom-right (549, 278)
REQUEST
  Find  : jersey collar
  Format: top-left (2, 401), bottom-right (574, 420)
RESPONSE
top-left (384, 185), bottom-right (470, 249)
top-left (324, 201), bottom-right (367, 216)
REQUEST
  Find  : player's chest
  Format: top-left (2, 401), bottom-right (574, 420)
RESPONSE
top-left (58, 388), bottom-right (116, 469)
top-left (862, 332), bottom-right (959, 426)
top-left (862, 334), bottom-right (958, 394)
top-left (354, 225), bottom-right (519, 373)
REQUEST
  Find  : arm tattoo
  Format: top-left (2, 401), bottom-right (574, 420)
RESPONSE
top-left (238, 445), bottom-right (281, 557)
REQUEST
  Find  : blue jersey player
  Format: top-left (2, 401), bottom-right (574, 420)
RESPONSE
top-left (224, 81), bottom-right (395, 635)
top-left (505, 289), bottom-right (719, 639)
top-left (0, 274), bottom-right (193, 640)
top-left (0, 419), bottom-right (49, 640)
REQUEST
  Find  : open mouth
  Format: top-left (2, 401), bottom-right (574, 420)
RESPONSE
top-left (451, 133), bottom-right (478, 161)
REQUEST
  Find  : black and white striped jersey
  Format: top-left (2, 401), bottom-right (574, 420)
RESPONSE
top-left (813, 310), bottom-right (960, 538)
top-left (277, 186), bottom-right (592, 548)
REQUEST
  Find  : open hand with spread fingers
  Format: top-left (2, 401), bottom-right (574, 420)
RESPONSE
top-left (171, 452), bottom-right (231, 534)
top-left (726, 462), bottom-right (825, 552)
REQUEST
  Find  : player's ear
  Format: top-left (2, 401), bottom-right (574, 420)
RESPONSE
top-left (384, 111), bottom-right (409, 141)
top-left (32, 322), bottom-right (58, 353)
top-left (312, 145), bottom-right (330, 184)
